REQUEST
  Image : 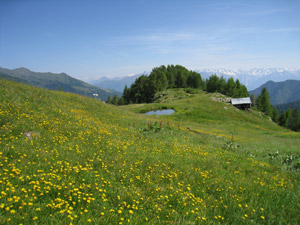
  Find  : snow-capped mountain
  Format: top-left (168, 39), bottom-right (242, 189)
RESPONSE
top-left (90, 68), bottom-right (300, 93)
top-left (199, 68), bottom-right (299, 77)
top-left (197, 68), bottom-right (300, 91)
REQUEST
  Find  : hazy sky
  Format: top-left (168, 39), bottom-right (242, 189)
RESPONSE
top-left (1, 0), bottom-right (300, 80)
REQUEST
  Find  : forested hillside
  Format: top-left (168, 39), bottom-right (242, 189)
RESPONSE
top-left (121, 65), bottom-right (248, 104)
top-left (249, 80), bottom-right (300, 105)
top-left (275, 99), bottom-right (300, 113)
top-left (252, 87), bottom-right (300, 132)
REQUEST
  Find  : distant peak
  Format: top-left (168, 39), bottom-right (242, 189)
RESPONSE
top-left (265, 80), bottom-right (275, 85)
top-left (14, 67), bottom-right (31, 72)
top-left (11, 67), bottom-right (32, 75)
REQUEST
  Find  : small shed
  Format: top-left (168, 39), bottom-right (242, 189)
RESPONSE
top-left (231, 97), bottom-right (251, 110)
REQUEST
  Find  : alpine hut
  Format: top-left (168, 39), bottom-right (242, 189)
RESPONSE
top-left (231, 97), bottom-right (251, 110)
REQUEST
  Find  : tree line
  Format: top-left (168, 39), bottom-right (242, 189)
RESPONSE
top-left (107, 64), bottom-right (299, 131)
top-left (108, 65), bottom-right (249, 105)
top-left (251, 87), bottom-right (300, 132)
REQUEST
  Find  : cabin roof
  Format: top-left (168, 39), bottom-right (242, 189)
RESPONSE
top-left (231, 97), bottom-right (251, 105)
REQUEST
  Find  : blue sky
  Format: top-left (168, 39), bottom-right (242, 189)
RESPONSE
top-left (1, 0), bottom-right (300, 80)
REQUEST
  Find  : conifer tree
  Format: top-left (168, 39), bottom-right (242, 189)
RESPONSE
top-left (206, 75), bottom-right (219, 93)
top-left (257, 87), bottom-right (273, 117)
top-left (278, 110), bottom-right (287, 127)
top-left (250, 94), bottom-right (256, 107)
top-left (175, 70), bottom-right (187, 88)
top-left (150, 66), bottom-right (168, 91)
top-left (288, 109), bottom-right (300, 131)
top-left (217, 76), bottom-right (226, 94)
top-left (166, 65), bottom-right (176, 88)
top-left (186, 71), bottom-right (203, 89)
top-left (225, 77), bottom-right (236, 97)
top-left (233, 79), bottom-right (242, 97)
top-left (112, 94), bottom-right (119, 105)
top-left (117, 97), bottom-right (124, 106)
top-left (285, 108), bottom-right (293, 128)
top-left (272, 107), bottom-right (279, 123)
top-left (106, 96), bottom-right (112, 104)
top-left (240, 84), bottom-right (249, 97)
top-left (279, 109), bottom-right (292, 128)
top-left (123, 85), bottom-right (130, 104)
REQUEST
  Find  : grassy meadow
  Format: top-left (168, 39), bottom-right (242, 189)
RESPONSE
top-left (1, 80), bottom-right (300, 224)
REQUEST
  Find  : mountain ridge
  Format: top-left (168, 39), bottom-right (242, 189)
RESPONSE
top-left (91, 72), bottom-right (149, 93)
top-left (196, 68), bottom-right (300, 90)
top-left (275, 99), bottom-right (300, 113)
top-left (249, 80), bottom-right (300, 105)
top-left (0, 67), bottom-right (121, 100)
top-left (90, 68), bottom-right (300, 93)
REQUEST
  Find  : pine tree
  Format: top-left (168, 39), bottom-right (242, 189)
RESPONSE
top-left (112, 94), bottom-right (119, 105)
top-left (285, 108), bottom-right (292, 128)
top-left (240, 84), bottom-right (249, 97)
top-left (206, 75), bottom-right (219, 93)
top-left (186, 71), bottom-right (203, 89)
top-left (217, 76), bottom-right (226, 94)
top-left (278, 110), bottom-right (287, 127)
top-left (272, 107), bottom-right (279, 123)
top-left (279, 109), bottom-right (292, 128)
top-left (288, 109), bottom-right (300, 131)
top-left (225, 78), bottom-right (236, 97)
top-left (233, 79), bottom-right (242, 97)
top-left (106, 96), bottom-right (112, 104)
top-left (166, 65), bottom-right (175, 88)
top-left (117, 97), bottom-right (124, 106)
top-left (123, 85), bottom-right (130, 104)
top-left (175, 71), bottom-right (187, 88)
top-left (256, 95), bottom-right (261, 110)
top-left (150, 66), bottom-right (168, 91)
top-left (159, 72), bottom-right (168, 91)
top-left (257, 87), bottom-right (273, 117)
top-left (250, 94), bottom-right (256, 107)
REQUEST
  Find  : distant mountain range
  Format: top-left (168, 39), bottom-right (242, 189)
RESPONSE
top-left (196, 68), bottom-right (300, 91)
top-left (91, 72), bottom-right (149, 93)
top-left (90, 68), bottom-right (300, 93)
top-left (3, 66), bottom-right (299, 104)
top-left (249, 80), bottom-right (300, 106)
top-left (0, 67), bottom-right (121, 100)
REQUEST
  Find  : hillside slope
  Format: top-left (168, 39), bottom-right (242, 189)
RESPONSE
top-left (275, 99), bottom-right (300, 113)
top-left (249, 80), bottom-right (300, 105)
top-left (1, 80), bottom-right (299, 224)
top-left (123, 89), bottom-right (300, 155)
top-left (0, 67), bottom-right (121, 100)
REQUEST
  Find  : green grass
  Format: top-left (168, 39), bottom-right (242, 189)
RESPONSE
top-left (1, 80), bottom-right (300, 224)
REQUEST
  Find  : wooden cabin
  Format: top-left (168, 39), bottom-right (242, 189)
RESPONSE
top-left (231, 97), bottom-right (251, 110)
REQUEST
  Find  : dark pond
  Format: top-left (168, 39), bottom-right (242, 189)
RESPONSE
top-left (144, 109), bottom-right (175, 115)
